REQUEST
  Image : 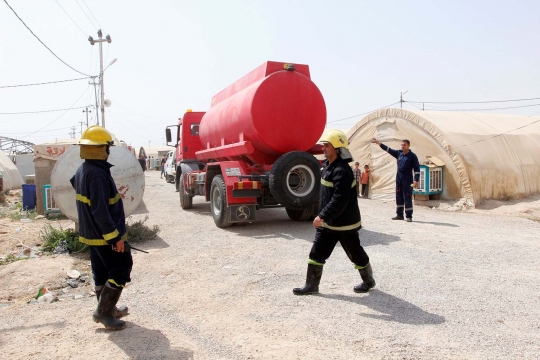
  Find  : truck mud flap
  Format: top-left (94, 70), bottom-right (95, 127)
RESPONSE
top-left (229, 205), bottom-right (256, 222)
top-left (232, 189), bottom-right (261, 198)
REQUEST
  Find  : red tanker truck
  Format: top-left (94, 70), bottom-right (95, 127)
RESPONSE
top-left (165, 61), bottom-right (326, 228)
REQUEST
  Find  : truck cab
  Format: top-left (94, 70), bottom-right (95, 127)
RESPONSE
top-left (165, 110), bottom-right (205, 191)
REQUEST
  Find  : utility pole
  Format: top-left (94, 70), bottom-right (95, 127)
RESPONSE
top-left (82, 107), bottom-right (92, 127)
top-left (89, 79), bottom-right (100, 125)
top-left (88, 30), bottom-right (112, 128)
top-left (78, 120), bottom-right (86, 135)
top-left (69, 126), bottom-right (77, 139)
top-left (400, 90), bottom-right (408, 109)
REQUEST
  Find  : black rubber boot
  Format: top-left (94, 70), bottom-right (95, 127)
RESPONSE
top-left (95, 286), bottom-right (129, 319)
top-left (93, 283), bottom-right (126, 330)
top-left (293, 264), bottom-right (323, 295)
top-left (392, 215), bottom-right (404, 220)
top-left (354, 263), bottom-right (376, 293)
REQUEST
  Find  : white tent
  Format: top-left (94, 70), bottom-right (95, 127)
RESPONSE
top-left (0, 151), bottom-right (24, 190)
top-left (347, 109), bottom-right (540, 206)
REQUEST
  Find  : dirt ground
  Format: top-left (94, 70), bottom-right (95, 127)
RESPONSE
top-left (1, 171), bottom-right (539, 359)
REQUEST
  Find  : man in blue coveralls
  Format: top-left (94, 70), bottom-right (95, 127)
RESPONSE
top-left (372, 138), bottom-right (420, 222)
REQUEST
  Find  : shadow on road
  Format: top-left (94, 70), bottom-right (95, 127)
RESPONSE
top-left (132, 199), bottom-right (149, 215)
top-left (98, 323), bottom-right (194, 359)
top-left (319, 290), bottom-right (445, 325)
top-left (413, 220), bottom-right (459, 227)
top-left (131, 235), bottom-right (170, 251)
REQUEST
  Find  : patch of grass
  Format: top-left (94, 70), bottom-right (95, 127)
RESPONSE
top-left (3, 204), bottom-right (38, 221)
top-left (126, 215), bottom-right (160, 243)
top-left (40, 224), bottom-right (87, 253)
top-left (0, 254), bottom-right (22, 266)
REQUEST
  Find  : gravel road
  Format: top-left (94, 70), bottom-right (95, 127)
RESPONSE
top-left (1, 170), bottom-right (539, 359)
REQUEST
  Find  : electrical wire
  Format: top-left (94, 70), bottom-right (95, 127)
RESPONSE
top-left (53, 0), bottom-right (87, 37)
top-left (20, 86), bottom-right (90, 138)
top-left (81, 0), bottom-right (103, 29)
top-left (421, 102), bottom-right (540, 112)
top-left (0, 105), bottom-right (90, 115)
top-left (75, 0), bottom-right (98, 29)
top-left (453, 118), bottom-right (540, 150)
top-left (0, 76), bottom-right (92, 89)
top-left (407, 97), bottom-right (540, 104)
top-left (327, 101), bottom-right (400, 124)
top-left (3, 0), bottom-right (90, 77)
top-left (2, 126), bottom-right (72, 135)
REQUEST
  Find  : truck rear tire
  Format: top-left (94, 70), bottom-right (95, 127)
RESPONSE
top-left (210, 175), bottom-right (231, 228)
top-left (269, 151), bottom-right (321, 210)
top-left (179, 177), bottom-right (193, 209)
top-left (285, 207), bottom-right (312, 221)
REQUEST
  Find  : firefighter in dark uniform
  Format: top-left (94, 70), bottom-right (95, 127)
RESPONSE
top-left (70, 125), bottom-right (132, 330)
top-left (293, 130), bottom-right (376, 295)
top-left (372, 138), bottom-right (420, 222)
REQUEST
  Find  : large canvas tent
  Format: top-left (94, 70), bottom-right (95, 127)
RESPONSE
top-left (0, 151), bottom-right (24, 190)
top-left (347, 108), bottom-right (540, 206)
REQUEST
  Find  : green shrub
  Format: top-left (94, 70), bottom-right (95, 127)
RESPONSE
top-left (126, 215), bottom-right (160, 243)
top-left (40, 224), bottom-right (87, 253)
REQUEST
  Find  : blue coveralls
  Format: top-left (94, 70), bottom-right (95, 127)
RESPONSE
top-left (380, 144), bottom-right (420, 219)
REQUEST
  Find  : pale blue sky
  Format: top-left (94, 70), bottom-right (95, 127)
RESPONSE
top-left (1, 0), bottom-right (539, 147)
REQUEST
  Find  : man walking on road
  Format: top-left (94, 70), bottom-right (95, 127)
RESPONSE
top-left (293, 129), bottom-right (376, 296)
top-left (372, 138), bottom-right (420, 222)
top-left (70, 125), bottom-right (133, 330)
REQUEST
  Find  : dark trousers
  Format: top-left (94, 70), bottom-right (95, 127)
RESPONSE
top-left (161, 166), bottom-right (165, 176)
top-left (90, 245), bottom-right (133, 287)
top-left (309, 228), bottom-right (369, 268)
top-left (361, 183), bottom-right (369, 197)
top-left (396, 174), bottom-right (413, 218)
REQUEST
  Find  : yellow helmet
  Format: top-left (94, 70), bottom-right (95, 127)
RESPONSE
top-left (319, 129), bottom-right (349, 149)
top-left (79, 125), bottom-right (114, 146)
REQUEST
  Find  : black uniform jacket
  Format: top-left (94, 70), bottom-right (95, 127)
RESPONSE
top-left (318, 157), bottom-right (362, 231)
top-left (70, 160), bottom-right (126, 246)
top-left (380, 144), bottom-right (421, 182)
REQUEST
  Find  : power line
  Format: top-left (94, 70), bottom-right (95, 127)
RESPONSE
top-left (81, 0), bottom-right (103, 29)
top-left (0, 76), bottom-right (93, 89)
top-left (3, 0), bottom-right (90, 76)
top-left (408, 97), bottom-right (540, 104)
top-left (421, 102), bottom-right (540, 112)
top-left (53, 0), bottom-right (87, 37)
top-left (0, 105), bottom-right (91, 115)
top-left (75, 0), bottom-right (98, 29)
top-left (2, 126), bottom-right (71, 135)
top-left (327, 101), bottom-right (401, 124)
top-left (454, 118), bottom-right (540, 150)
top-left (21, 86), bottom-right (90, 138)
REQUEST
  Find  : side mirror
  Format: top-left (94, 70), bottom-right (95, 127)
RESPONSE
top-left (165, 128), bottom-right (172, 143)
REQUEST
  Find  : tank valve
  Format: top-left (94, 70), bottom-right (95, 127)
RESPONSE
top-left (283, 63), bottom-right (295, 71)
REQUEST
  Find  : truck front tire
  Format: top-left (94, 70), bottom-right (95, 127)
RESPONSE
top-left (285, 207), bottom-right (312, 221)
top-left (179, 177), bottom-right (193, 209)
top-left (210, 175), bottom-right (231, 228)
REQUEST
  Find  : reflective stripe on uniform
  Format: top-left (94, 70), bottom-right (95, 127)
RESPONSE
top-left (79, 233), bottom-right (127, 246)
top-left (321, 220), bottom-right (362, 231)
top-left (77, 193), bottom-right (122, 206)
top-left (396, 205), bottom-right (405, 208)
top-left (103, 229), bottom-right (120, 241)
top-left (109, 193), bottom-right (121, 205)
top-left (76, 194), bottom-right (91, 206)
top-left (107, 279), bottom-right (125, 288)
top-left (354, 263), bottom-right (367, 270)
top-left (307, 259), bottom-right (324, 266)
top-left (321, 179), bottom-right (357, 188)
top-left (405, 207), bottom-right (413, 211)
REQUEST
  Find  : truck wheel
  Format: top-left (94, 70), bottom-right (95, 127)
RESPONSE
top-left (210, 175), bottom-right (231, 228)
top-left (179, 177), bottom-right (193, 209)
top-left (269, 151), bottom-right (321, 210)
top-left (175, 172), bottom-right (181, 192)
top-left (165, 174), bottom-right (170, 183)
top-left (285, 207), bottom-right (312, 221)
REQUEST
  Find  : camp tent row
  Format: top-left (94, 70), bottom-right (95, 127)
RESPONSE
top-left (347, 109), bottom-right (540, 207)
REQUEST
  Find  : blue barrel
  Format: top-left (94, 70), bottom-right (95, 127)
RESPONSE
top-left (22, 184), bottom-right (37, 210)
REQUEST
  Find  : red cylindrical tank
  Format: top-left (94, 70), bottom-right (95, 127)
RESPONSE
top-left (199, 64), bottom-right (326, 163)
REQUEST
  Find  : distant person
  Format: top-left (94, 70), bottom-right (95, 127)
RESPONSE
top-left (361, 165), bottom-right (370, 198)
top-left (352, 162), bottom-right (361, 197)
top-left (293, 129), bottom-right (375, 296)
top-left (138, 155), bottom-right (147, 172)
top-left (70, 125), bottom-right (132, 330)
top-left (372, 138), bottom-right (420, 222)
top-left (160, 155), bottom-right (166, 179)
